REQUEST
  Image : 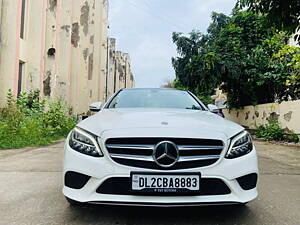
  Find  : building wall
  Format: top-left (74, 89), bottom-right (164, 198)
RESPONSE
top-left (107, 38), bottom-right (117, 98)
top-left (0, 0), bottom-right (116, 115)
top-left (124, 53), bottom-right (135, 89)
top-left (106, 38), bottom-right (135, 100)
top-left (223, 100), bottom-right (300, 134)
top-left (42, 0), bottom-right (109, 114)
top-left (116, 51), bottom-right (126, 90)
top-left (0, 0), bottom-right (26, 104)
top-left (98, 0), bottom-right (109, 103)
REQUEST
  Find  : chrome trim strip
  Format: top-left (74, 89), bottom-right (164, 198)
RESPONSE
top-left (106, 144), bottom-right (223, 151)
top-left (178, 145), bottom-right (223, 150)
top-left (110, 153), bottom-right (219, 162)
top-left (179, 155), bottom-right (220, 162)
top-left (106, 140), bottom-right (224, 166)
top-left (110, 153), bottom-right (153, 161)
top-left (106, 144), bottom-right (154, 150)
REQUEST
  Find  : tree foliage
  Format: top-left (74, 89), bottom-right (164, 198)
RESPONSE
top-left (171, 13), bottom-right (229, 104)
top-left (236, 0), bottom-right (300, 43)
top-left (172, 11), bottom-right (300, 108)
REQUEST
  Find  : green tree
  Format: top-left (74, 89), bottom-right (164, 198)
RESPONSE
top-left (236, 0), bottom-right (300, 43)
top-left (271, 45), bottom-right (300, 99)
top-left (172, 11), bottom-right (300, 108)
top-left (215, 12), bottom-right (289, 107)
top-left (172, 13), bottom-right (229, 104)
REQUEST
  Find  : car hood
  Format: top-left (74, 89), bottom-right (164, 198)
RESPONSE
top-left (77, 108), bottom-right (244, 140)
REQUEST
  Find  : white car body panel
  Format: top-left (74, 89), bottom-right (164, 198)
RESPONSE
top-left (78, 108), bottom-right (243, 138)
top-left (63, 142), bottom-right (258, 205)
top-left (63, 89), bottom-right (259, 206)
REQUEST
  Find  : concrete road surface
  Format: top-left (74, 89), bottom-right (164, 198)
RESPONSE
top-left (0, 141), bottom-right (299, 225)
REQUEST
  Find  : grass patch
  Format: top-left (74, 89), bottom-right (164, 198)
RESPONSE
top-left (0, 89), bottom-right (77, 149)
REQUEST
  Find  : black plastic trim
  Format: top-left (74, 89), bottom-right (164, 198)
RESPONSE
top-left (64, 171), bottom-right (90, 189)
top-left (236, 173), bottom-right (258, 190)
top-left (88, 201), bottom-right (240, 207)
top-left (113, 158), bottom-right (219, 170)
top-left (96, 176), bottom-right (231, 196)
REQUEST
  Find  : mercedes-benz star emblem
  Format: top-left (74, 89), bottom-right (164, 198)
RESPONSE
top-left (153, 141), bottom-right (179, 168)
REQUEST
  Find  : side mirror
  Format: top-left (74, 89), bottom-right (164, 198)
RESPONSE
top-left (207, 104), bottom-right (225, 118)
top-left (89, 102), bottom-right (102, 112)
top-left (207, 104), bottom-right (219, 113)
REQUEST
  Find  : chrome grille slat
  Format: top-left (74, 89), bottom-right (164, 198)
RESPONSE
top-left (110, 153), bottom-right (153, 161)
top-left (178, 145), bottom-right (223, 150)
top-left (106, 144), bottom-right (154, 150)
top-left (110, 153), bottom-right (220, 162)
top-left (179, 155), bottom-right (220, 162)
top-left (105, 138), bottom-right (224, 170)
top-left (107, 144), bottom-right (222, 151)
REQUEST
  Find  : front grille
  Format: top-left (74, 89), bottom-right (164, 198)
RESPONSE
top-left (96, 177), bottom-right (231, 196)
top-left (105, 138), bottom-right (224, 170)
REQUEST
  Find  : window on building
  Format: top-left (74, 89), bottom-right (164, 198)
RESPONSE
top-left (88, 54), bottom-right (93, 80)
top-left (18, 62), bottom-right (25, 96)
top-left (20, 0), bottom-right (26, 39)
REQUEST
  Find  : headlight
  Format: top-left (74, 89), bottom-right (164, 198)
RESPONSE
top-left (226, 131), bottom-right (253, 159)
top-left (69, 127), bottom-right (103, 157)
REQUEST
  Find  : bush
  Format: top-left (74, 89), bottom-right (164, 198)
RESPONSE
top-left (41, 100), bottom-right (77, 137)
top-left (0, 89), bottom-right (77, 149)
top-left (283, 133), bottom-right (300, 143)
top-left (256, 120), bottom-right (299, 143)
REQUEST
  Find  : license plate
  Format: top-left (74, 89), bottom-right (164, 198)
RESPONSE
top-left (131, 172), bottom-right (200, 193)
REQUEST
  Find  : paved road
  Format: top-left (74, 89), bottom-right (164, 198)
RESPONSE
top-left (0, 141), bottom-right (299, 225)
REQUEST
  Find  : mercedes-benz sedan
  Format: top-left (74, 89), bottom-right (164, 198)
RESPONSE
top-left (63, 88), bottom-right (258, 207)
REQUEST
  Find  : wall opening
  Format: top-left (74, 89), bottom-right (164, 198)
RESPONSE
top-left (88, 53), bottom-right (93, 80)
top-left (43, 71), bottom-right (51, 96)
top-left (47, 48), bottom-right (56, 57)
top-left (49, 0), bottom-right (57, 12)
top-left (18, 62), bottom-right (25, 96)
top-left (20, 0), bottom-right (27, 39)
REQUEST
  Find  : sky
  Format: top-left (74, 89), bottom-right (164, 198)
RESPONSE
top-left (108, 0), bottom-right (236, 88)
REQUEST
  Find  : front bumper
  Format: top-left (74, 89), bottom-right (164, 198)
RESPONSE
top-left (63, 141), bottom-right (258, 206)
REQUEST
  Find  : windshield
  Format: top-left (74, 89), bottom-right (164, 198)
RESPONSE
top-left (107, 89), bottom-right (205, 110)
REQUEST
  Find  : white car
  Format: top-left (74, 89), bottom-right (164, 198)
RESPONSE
top-left (63, 88), bottom-right (258, 207)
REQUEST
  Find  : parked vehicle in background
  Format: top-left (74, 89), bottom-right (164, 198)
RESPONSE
top-left (63, 88), bottom-right (258, 207)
